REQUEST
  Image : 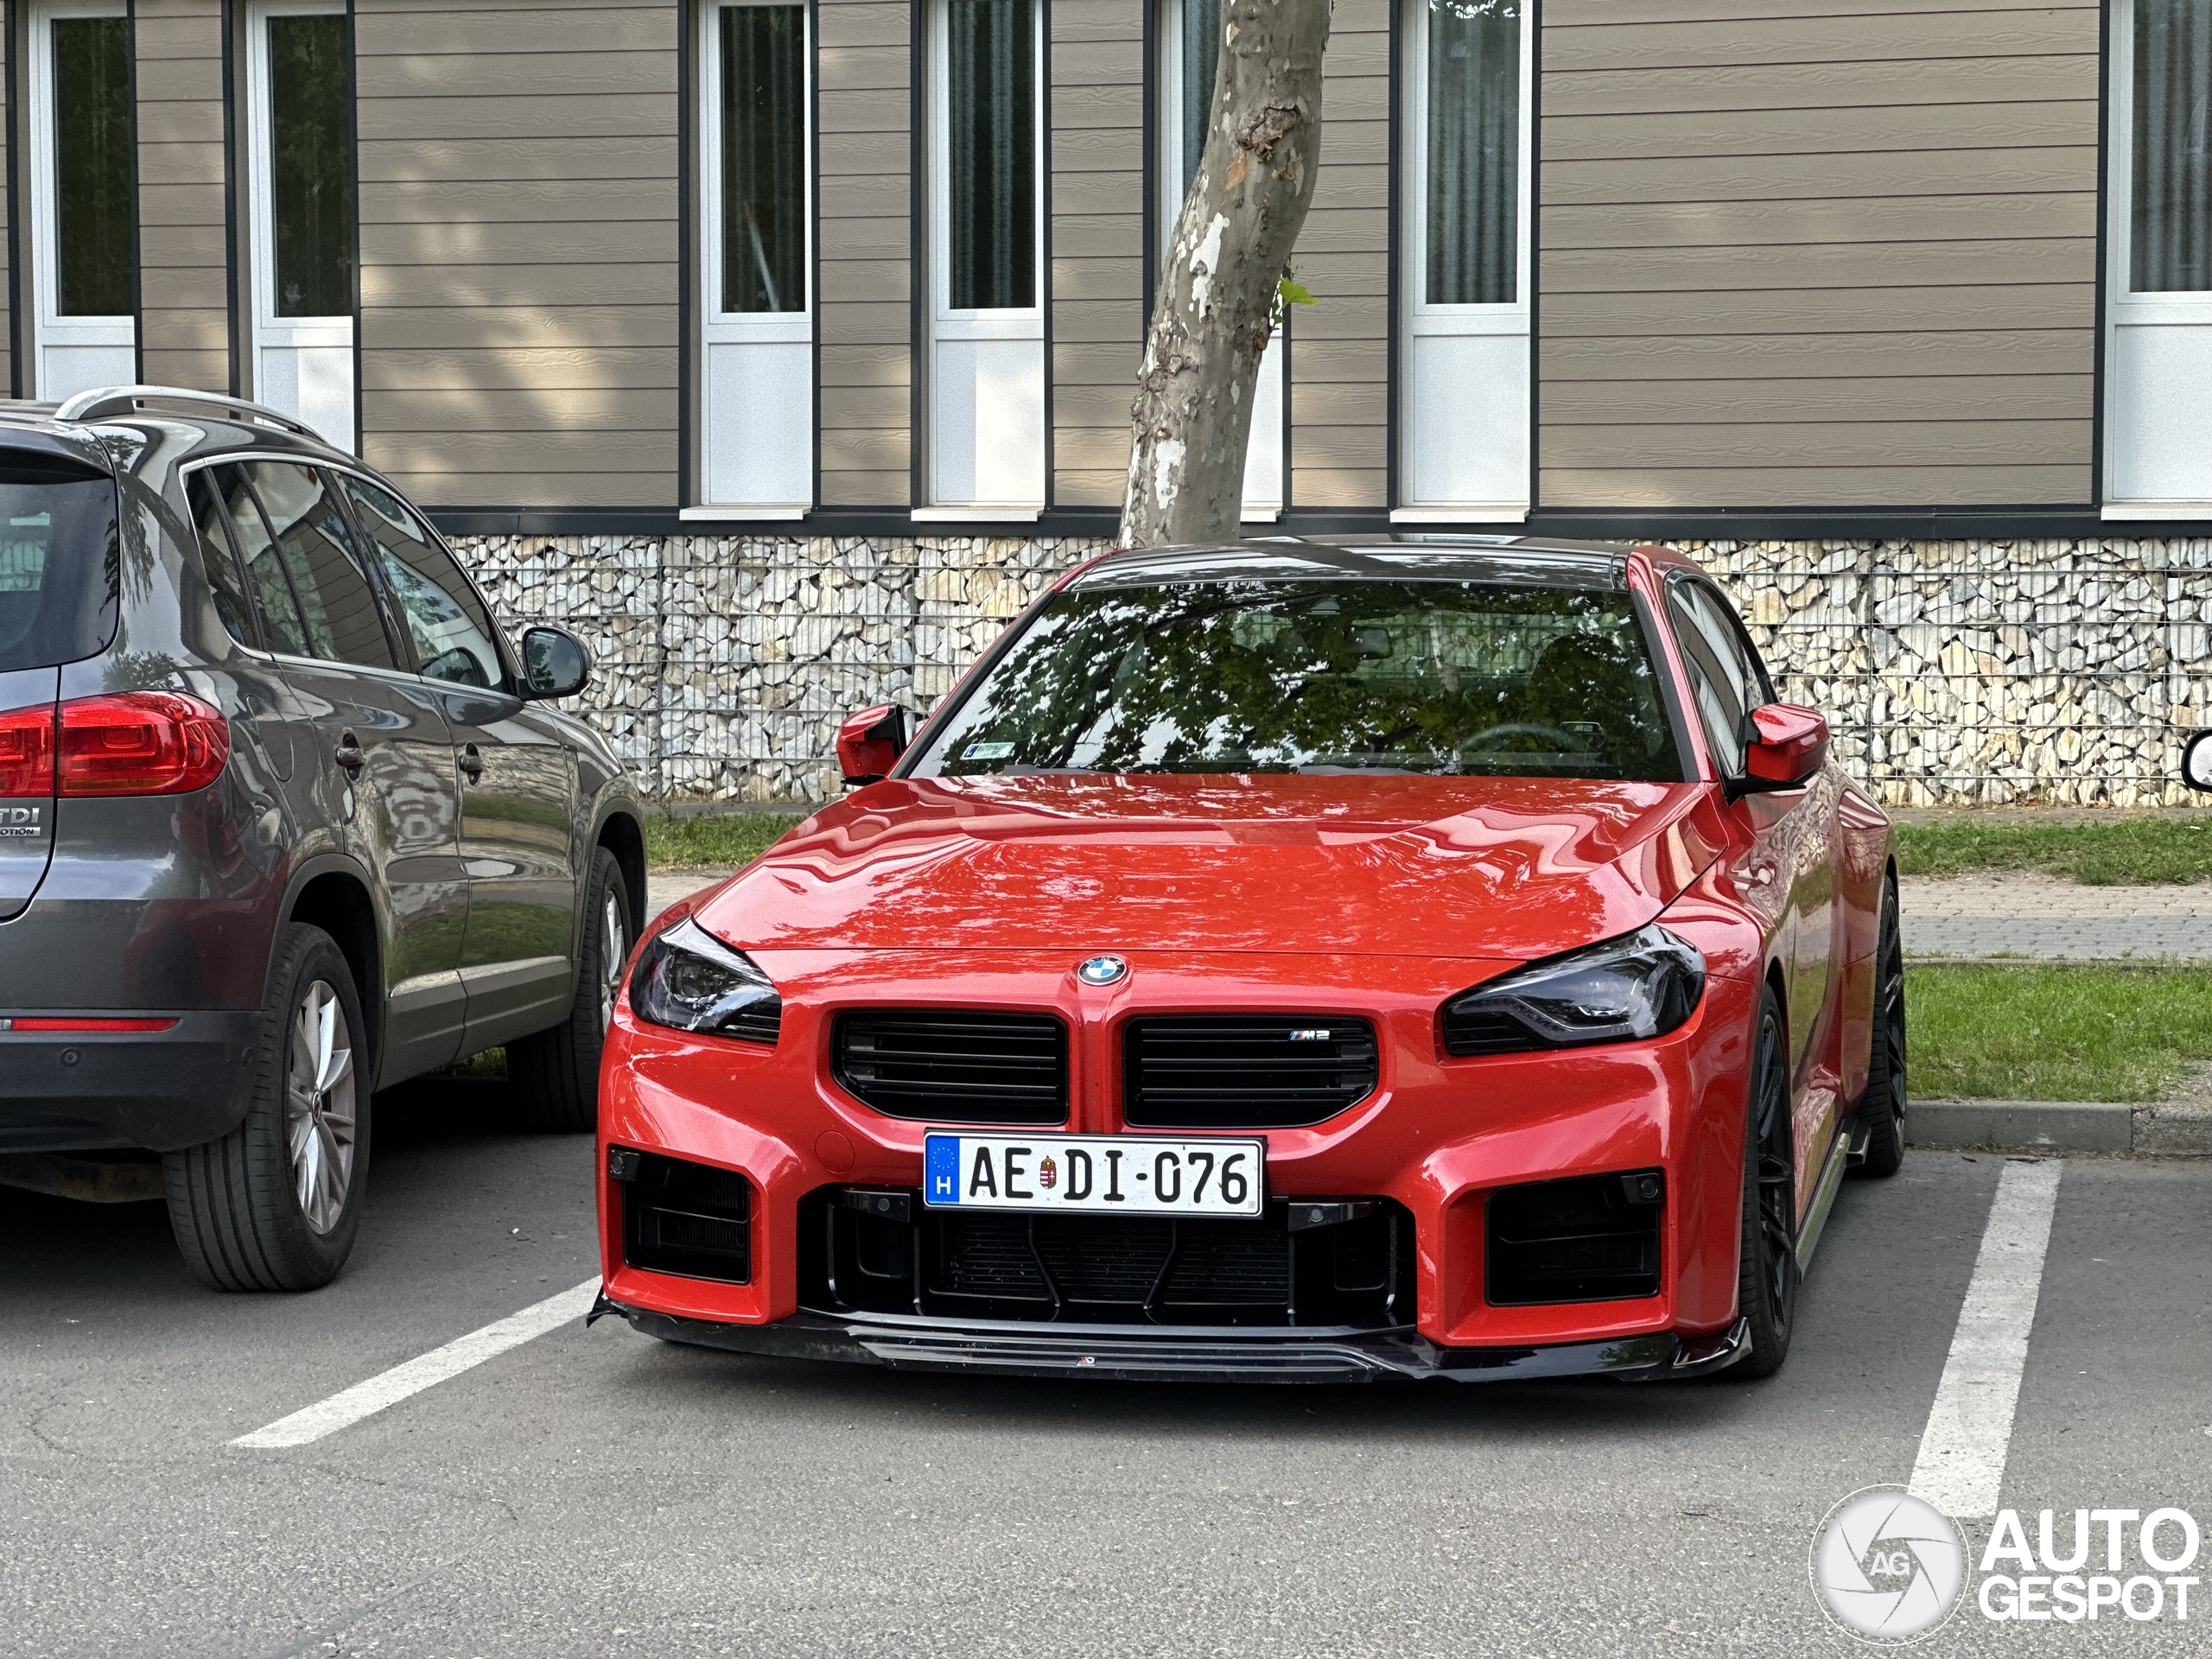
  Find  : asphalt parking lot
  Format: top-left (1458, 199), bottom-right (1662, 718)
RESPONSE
top-left (3, 1078), bottom-right (2209, 1657)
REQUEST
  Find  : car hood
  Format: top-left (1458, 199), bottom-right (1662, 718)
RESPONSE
top-left (690, 774), bottom-right (1727, 962)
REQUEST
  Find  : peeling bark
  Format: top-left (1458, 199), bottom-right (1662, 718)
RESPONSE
top-left (1119, 0), bottom-right (1331, 550)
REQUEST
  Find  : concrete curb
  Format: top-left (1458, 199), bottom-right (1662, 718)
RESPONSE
top-left (1908, 1098), bottom-right (2212, 1156)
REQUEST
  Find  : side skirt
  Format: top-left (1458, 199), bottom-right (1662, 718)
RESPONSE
top-left (1795, 1125), bottom-right (1853, 1273)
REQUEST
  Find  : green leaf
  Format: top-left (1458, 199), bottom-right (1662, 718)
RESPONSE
top-left (1276, 276), bottom-right (1318, 308)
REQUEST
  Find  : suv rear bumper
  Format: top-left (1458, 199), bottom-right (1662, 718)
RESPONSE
top-left (0, 1012), bottom-right (257, 1153)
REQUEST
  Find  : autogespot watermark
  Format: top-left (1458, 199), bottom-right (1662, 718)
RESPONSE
top-left (1811, 1487), bottom-right (2205, 1641)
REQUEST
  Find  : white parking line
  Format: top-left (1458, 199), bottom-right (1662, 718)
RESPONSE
top-left (232, 1277), bottom-right (601, 1449)
top-left (1910, 1159), bottom-right (2063, 1518)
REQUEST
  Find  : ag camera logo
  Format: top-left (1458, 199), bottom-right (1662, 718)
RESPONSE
top-left (1810, 1486), bottom-right (1969, 1643)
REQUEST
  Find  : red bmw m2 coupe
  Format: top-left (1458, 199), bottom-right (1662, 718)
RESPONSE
top-left (593, 539), bottom-right (1905, 1383)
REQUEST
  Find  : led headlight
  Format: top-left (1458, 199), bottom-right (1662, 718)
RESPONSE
top-left (1441, 925), bottom-right (1704, 1056)
top-left (628, 917), bottom-right (782, 1045)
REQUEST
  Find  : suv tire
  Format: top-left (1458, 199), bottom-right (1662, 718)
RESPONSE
top-left (507, 846), bottom-right (633, 1133)
top-left (163, 923), bottom-right (371, 1292)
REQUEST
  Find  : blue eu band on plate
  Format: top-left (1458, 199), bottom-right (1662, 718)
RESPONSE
top-left (924, 1132), bottom-right (1268, 1218)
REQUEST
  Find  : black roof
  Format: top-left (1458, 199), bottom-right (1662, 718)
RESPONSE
top-left (1068, 536), bottom-right (1637, 591)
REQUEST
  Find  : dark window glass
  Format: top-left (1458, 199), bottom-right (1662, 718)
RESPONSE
top-left (338, 474), bottom-right (503, 688)
top-left (912, 579), bottom-right (1685, 781)
top-left (212, 464), bottom-right (312, 657)
top-left (0, 454), bottom-right (121, 673)
top-left (238, 462), bottom-right (393, 669)
top-left (1668, 583), bottom-right (1766, 774)
top-left (720, 3), bottom-right (807, 314)
top-left (1425, 0), bottom-right (1520, 305)
top-left (946, 0), bottom-right (1034, 310)
top-left (184, 470), bottom-right (257, 647)
top-left (267, 13), bottom-right (355, 319)
top-left (51, 16), bottom-right (137, 317)
top-left (2134, 0), bottom-right (2212, 290)
top-left (1179, 0), bottom-right (1220, 196)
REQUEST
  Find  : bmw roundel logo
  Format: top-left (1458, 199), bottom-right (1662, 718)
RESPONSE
top-left (1077, 955), bottom-right (1128, 987)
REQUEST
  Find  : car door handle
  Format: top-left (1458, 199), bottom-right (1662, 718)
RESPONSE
top-left (334, 734), bottom-right (365, 772)
top-left (458, 744), bottom-right (484, 782)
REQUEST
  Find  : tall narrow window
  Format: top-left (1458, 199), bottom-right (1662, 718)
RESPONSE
top-left (27, 3), bottom-right (137, 398)
top-left (696, 1), bottom-right (813, 515)
top-left (1398, 0), bottom-right (1530, 519)
top-left (1157, 0), bottom-right (1284, 519)
top-left (922, 0), bottom-right (1046, 516)
top-left (2108, 0), bottom-right (2212, 512)
top-left (245, 3), bottom-right (357, 450)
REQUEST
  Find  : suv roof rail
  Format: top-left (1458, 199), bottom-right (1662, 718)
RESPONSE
top-left (53, 385), bottom-right (324, 442)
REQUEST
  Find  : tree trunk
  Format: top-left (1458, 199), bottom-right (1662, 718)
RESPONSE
top-left (1118, 0), bottom-right (1331, 550)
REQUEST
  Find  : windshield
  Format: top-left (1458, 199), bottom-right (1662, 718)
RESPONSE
top-left (909, 578), bottom-right (1688, 780)
top-left (0, 454), bottom-right (121, 673)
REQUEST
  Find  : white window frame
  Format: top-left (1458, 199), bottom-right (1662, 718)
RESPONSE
top-left (242, 0), bottom-right (356, 452)
top-left (2104, 1), bottom-right (2212, 518)
top-left (1394, 0), bottom-right (1533, 521)
top-left (688, 0), bottom-right (815, 519)
top-left (25, 0), bottom-right (136, 400)
top-left (915, 0), bottom-right (1047, 520)
top-left (1156, 0), bottom-right (1284, 522)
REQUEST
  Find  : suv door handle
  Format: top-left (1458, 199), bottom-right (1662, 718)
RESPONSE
top-left (334, 734), bottom-right (366, 772)
top-left (457, 744), bottom-right (484, 782)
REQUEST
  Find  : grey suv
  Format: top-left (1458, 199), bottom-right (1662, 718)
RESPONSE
top-left (0, 387), bottom-right (645, 1290)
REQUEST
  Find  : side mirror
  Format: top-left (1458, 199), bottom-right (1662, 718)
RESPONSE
top-left (519, 626), bottom-right (590, 699)
top-left (1728, 702), bottom-right (1827, 799)
top-left (836, 703), bottom-right (907, 787)
top-left (2185, 730), bottom-right (2212, 792)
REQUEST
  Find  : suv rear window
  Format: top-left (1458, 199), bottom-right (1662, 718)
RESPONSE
top-left (0, 453), bottom-right (121, 673)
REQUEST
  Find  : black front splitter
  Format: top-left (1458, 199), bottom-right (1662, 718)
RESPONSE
top-left (598, 1299), bottom-right (1750, 1385)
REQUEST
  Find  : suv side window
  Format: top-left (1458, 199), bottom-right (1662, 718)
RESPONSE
top-left (338, 474), bottom-right (504, 690)
top-left (238, 461), bottom-right (397, 671)
top-left (1668, 580), bottom-right (1763, 775)
top-left (211, 463), bottom-right (313, 658)
top-left (183, 469), bottom-right (257, 647)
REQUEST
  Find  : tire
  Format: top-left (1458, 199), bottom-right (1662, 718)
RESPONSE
top-left (1731, 987), bottom-right (1799, 1380)
top-left (507, 846), bottom-right (633, 1134)
top-left (163, 923), bottom-right (371, 1292)
top-left (1848, 876), bottom-right (1908, 1180)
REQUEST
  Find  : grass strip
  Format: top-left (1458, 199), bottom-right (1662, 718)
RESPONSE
top-left (1896, 817), bottom-right (2212, 885)
top-left (1906, 963), bottom-right (2212, 1103)
top-left (646, 810), bottom-right (798, 873)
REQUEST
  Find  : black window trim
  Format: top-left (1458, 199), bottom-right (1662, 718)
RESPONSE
top-left (179, 463), bottom-right (268, 654)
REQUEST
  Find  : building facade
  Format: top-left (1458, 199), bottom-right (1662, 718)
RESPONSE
top-left (3, 0), bottom-right (2208, 801)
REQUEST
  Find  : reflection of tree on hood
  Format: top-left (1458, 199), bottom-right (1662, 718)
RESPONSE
top-left (938, 580), bottom-right (1678, 780)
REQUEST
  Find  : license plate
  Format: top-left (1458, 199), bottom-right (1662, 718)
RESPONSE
top-left (923, 1132), bottom-right (1266, 1218)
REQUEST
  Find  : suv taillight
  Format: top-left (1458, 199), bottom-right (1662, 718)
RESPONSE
top-left (0, 703), bottom-right (56, 798)
top-left (57, 693), bottom-right (230, 796)
top-left (0, 695), bottom-right (232, 798)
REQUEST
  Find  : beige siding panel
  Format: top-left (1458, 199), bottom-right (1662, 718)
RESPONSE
top-left (1547, 101), bottom-right (2098, 162)
top-left (355, 0), bottom-right (677, 507)
top-left (1291, 0), bottom-right (1389, 510)
top-left (1546, 238), bottom-right (2095, 292)
top-left (1545, 10), bottom-right (2091, 72)
top-left (133, 0), bottom-right (231, 393)
top-left (1051, 0), bottom-right (1139, 514)
top-left (1542, 464), bottom-right (2089, 505)
top-left (367, 346), bottom-right (675, 392)
top-left (1548, 374), bottom-right (2092, 423)
top-left (359, 137), bottom-right (674, 182)
top-left (818, 0), bottom-right (911, 505)
top-left (1546, 329), bottom-right (2092, 380)
top-left (1537, 2), bottom-right (2101, 508)
top-left (1543, 54), bottom-right (2097, 118)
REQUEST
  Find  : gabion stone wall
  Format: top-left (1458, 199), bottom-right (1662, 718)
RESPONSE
top-left (451, 532), bottom-right (2212, 807)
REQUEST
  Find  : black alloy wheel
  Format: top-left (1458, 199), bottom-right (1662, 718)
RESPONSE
top-left (1732, 988), bottom-right (1798, 1379)
top-left (1849, 876), bottom-right (1908, 1179)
